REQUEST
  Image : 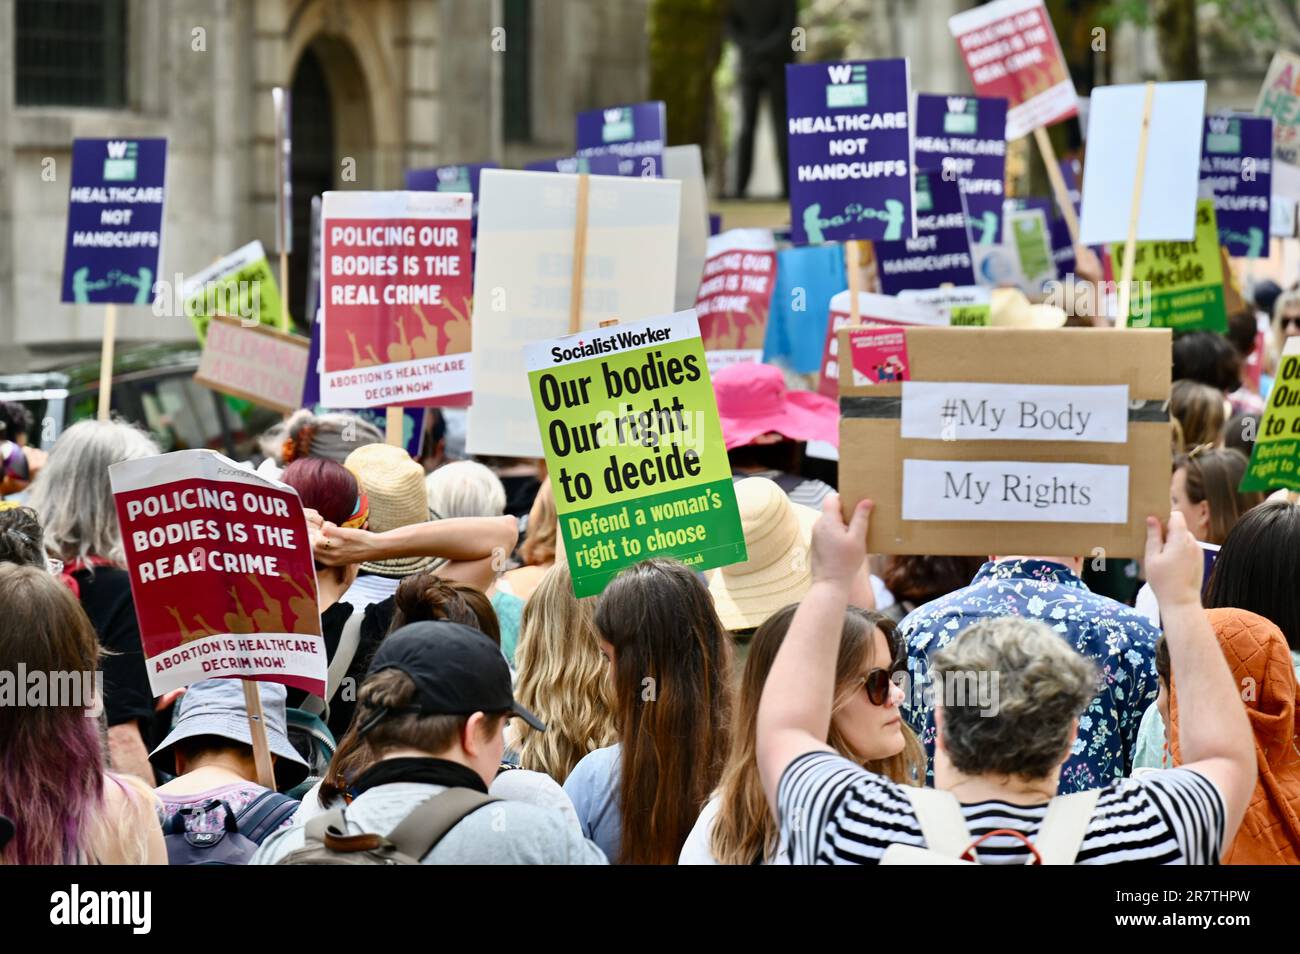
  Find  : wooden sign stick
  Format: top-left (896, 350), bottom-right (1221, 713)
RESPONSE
top-left (280, 249), bottom-right (290, 325)
top-left (569, 173), bottom-right (591, 335)
top-left (241, 679), bottom-right (277, 790)
top-left (386, 406), bottom-right (404, 446)
top-left (846, 240), bottom-right (862, 326)
top-left (1116, 82), bottom-right (1157, 327)
top-left (1033, 126), bottom-right (1082, 250)
top-left (97, 304), bottom-right (118, 421)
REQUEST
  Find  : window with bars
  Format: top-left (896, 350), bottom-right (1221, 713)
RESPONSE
top-left (15, 0), bottom-right (128, 108)
top-left (502, 0), bottom-right (531, 142)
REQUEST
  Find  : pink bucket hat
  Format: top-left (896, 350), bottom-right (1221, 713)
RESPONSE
top-left (712, 362), bottom-right (839, 450)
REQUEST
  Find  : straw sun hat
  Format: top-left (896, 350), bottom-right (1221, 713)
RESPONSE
top-left (708, 477), bottom-right (819, 632)
top-left (989, 286), bottom-right (1067, 329)
top-left (344, 443), bottom-right (439, 578)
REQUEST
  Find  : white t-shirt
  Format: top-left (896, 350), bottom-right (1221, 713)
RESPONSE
top-left (678, 794), bottom-right (790, 865)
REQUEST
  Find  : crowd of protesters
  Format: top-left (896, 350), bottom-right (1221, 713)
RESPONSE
top-left (0, 270), bottom-right (1298, 866)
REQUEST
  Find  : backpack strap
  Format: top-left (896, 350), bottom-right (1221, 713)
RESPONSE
top-left (383, 788), bottom-right (500, 861)
top-left (235, 790), bottom-right (301, 845)
top-left (301, 608), bottom-right (364, 719)
top-left (1032, 789), bottom-right (1100, 866)
top-left (901, 787), bottom-right (974, 860)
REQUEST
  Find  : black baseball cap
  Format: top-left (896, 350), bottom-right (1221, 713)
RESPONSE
top-left (364, 621), bottom-right (545, 732)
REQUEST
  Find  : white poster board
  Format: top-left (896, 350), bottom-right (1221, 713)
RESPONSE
top-left (1078, 81), bottom-right (1207, 245)
top-left (664, 145), bottom-right (710, 312)
top-left (468, 170), bottom-right (681, 457)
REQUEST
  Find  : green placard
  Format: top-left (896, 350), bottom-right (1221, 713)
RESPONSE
top-left (1241, 340), bottom-right (1300, 492)
top-left (525, 312), bottom-right (747, 597)
top-left (1009, 211), bottom-right (1052, 282)
top-left (184, 241), bottom-right (289, 344)
top-left (1113, 199), bottom-right (1227, 332)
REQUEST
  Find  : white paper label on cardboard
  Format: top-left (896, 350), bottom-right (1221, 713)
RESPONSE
top-left (900, 383), bottom-right (1129, 442)
top-left (902, 459), bottom-right (1129, 523)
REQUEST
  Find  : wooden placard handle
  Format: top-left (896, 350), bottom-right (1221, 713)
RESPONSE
top-left (1116, 82), bottom-right (1157, 327)
top-left (242, 679), bottom-right (276, 791)
top-left (97, 304), bottom-right (118, 421)
top-left (569, 173), bottom-right (591, 335)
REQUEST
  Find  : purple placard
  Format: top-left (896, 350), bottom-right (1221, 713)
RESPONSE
top-left (709, 213), bottom-right (722, 236)
top-left (785, 58), bottom-right (914, 245)
top-left (1049, 216), bottom-right (1077, 278)
top-left (405, 162), bottom-right (498, 230)
top-left (875, 170), bottom-right (975, 293)
top-left (1201, 115), bottom-right (1272, 258)
top-left (61, 138), bottom-right (168, 304)
top-left (914, 94), bottom-right (1007, 247)
top-left (522, 155), bottom-right (622, 175)
top-left (1059, 157), bottom-right (1083, 214)
top-left (575, 102), bottom-right (666, 177)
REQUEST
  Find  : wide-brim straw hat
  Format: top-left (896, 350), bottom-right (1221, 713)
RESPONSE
top-left (989, 286), bottom-right (1066, 329)
top-left (708, 477), bottom-right (819, 631)
top-left (344, 443), bottom-right (439, 578)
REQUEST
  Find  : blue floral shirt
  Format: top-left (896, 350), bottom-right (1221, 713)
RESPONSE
top-left (898, 559), bottom-right (1161, 792)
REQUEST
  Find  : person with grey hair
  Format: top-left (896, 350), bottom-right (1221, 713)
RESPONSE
top-left (28, 419), bottom-right (161, 783)
top-left (756, 498), bottom-right (1255, 865)
top-left (425, 460), bottom-right (507, 519)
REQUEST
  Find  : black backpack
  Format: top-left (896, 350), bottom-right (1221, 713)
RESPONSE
top-left (163, 791), bottom-right (299, 865)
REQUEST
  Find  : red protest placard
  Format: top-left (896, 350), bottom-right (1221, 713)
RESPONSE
top-left (110, 450), bottom-right (325, 698)
top-left (320, 191), bottom-right (473, 409)
top-left (694, 229), bottom-right (777, 372)
top-left (948, 0), bottom-right (1076, 140)
top-left (847, 327), bottom-right (910, 385)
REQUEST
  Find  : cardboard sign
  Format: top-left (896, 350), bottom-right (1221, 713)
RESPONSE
top-left (1006, 206), bottom-right (1057, 289)
top-left (1200, 115), bottom-right (1272, 258)
top-left (1112, 199), bottom-right (1227, 332)
top-left (875, 171), bottom-right (975, 294)
top-left (523, 155), bottom-right (623, 175)
top-left (109, 449), bottom-right (325, 697)
top-left (524, 311), bottom-right (745, 597)
top-left (838, 326), bottom-right (1172, 556)
top-left (1241, 337), bottom-right (1300, 493)
top-left (818, 292), bottom-right (946, 397)
top-left (1273, 193), bottom-right (1298, 238)
top-left (1255, 52), bottom-right (1300, 200)
top-left (194, 316), bottom-right (311, 414)
top-left (468, 170), bottom-right (680, 457)
top-left (1079, 81), bottom-right (1207, 245)
top-left (846, 327), bottom-right (910, 385)
top-left (664, 145), bottom-right (711, 311)
top-left (576, 102), bottom-right (666, 177)
top-left (914, 94), bottom-right (1009, 245)
top-left (899, 286), bottom-right (991, 326)
top-left (182, 241), bottom-right (289, 344)
top-left (948, 0), bottom-right (1076, 140)
top-left (61, 138), bottom-right (168, 304)
top-left (694, 229), bottom-right (777, 371)
top-left (785, 58), bottom-right (914, 245)
top-left (319, 191), bottom-right (473, 408)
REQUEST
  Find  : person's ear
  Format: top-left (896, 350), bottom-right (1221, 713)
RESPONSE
top-left (1193, 499), bottom-right (1211, 538)
top-left (1061, 717), bottom-right (1079, 766)
top-left (462, 711), bottom-right (487, 757)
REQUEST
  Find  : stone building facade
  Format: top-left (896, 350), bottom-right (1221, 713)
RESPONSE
top-left (0, 0), bottom-right (650, 369)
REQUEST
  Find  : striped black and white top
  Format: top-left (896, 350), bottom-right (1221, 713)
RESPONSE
top-left (778, 752), bottom-right (1226, 865)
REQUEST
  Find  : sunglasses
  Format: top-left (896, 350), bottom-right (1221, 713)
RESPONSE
top-left (861, 668), bottom-right (895, 706)
top-left (1283, 316), bottom-right (1300, 330)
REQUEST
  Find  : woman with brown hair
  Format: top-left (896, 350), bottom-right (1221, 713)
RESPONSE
top-left (563, 559), bottom-right (733, 864)
top-left (1170, 447), bottom-right (1265, 546)
top-left (0, 564), bottom-right (165, 864)
top-left (510, 562), bottom-right (618, 784)
top-left (681, 604), bottom-right (924, 864)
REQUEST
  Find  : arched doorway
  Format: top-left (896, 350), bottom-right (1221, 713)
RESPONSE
top-left (287, 34), bottom-right (377, 330)
top-left (289, 46), bottom-right (333, 329)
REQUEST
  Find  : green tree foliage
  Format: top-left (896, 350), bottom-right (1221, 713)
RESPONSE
top-left (648, 0), bottom-right (729, 151)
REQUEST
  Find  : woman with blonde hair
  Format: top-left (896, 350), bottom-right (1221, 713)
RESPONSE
top-left (681, 604), bottom-right (923, 864)
top-left (0, 565), bottom-right (165, 864)
top-left (500, 478), bottom-right (557, 602)
top-left (509, 563), bottom-right (617, 783)
top-left (1268, 289), bottom-right (1300, 381)
top-left (1170, 379), bottom-right (1226, 454)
